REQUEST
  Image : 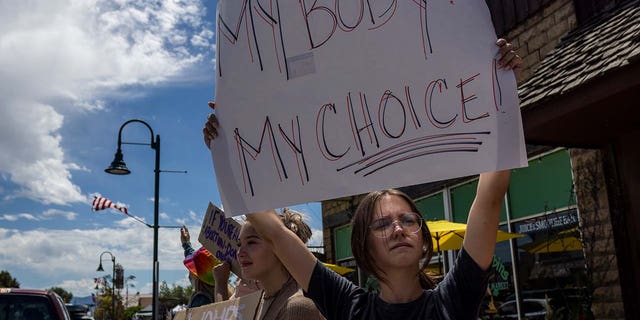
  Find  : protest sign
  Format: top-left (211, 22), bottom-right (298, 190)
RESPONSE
top-left (173, 290), bottom-right (261, 320)
top-left (198, 203), bottom-right (242, 276)
top-left (211, 0), bottom-right (527, 215)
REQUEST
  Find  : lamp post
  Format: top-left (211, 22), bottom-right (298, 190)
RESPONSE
top-left (97, 251), bottom-right (116, 320)
top-left (105, 119), bottom-right (160, 320)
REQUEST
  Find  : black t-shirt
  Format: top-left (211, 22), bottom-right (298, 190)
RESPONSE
top-left (305, 248), bottom-right (490, 320)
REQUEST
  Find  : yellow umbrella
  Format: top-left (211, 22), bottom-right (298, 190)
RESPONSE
top-left (323, 263), bottom-right (355, 275)
top-left (433, 229), bottom-right (525, 252)
top-left (425, 220), bottom-right (468, 275)
top-left (425, 220), bottom-right (524, 274)
top-left (426, 220), bottom-right (467, 252)
top-left (523, 228), bottom-right (583, 253)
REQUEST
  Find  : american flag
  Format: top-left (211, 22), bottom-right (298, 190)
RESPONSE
top-left (92, 196), bottom-right (128, 214)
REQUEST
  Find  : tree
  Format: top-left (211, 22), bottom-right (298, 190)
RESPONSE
top-left (159, 281), bottom-right (193, 311)
top-left (49, 286), bottom-right (73, 303)
top-left (94, 275), bottom-right (123, 320)
top-left (123, 305), bottom-right (142, 320)
top-left (0, 270), bottom-right (20, 288)
top-left (93, 283), bottom-right (115, 320)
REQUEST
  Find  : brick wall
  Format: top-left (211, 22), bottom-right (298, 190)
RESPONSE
top-left (322, 196), bottom-right (356, 263)
top-left (503, 0), bottom-right (577, 83)
top-left (570, 149), bottom-right (625, 319)
top-left (507, 1), bottom-right (626, 316)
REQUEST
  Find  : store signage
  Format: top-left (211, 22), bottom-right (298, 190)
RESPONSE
top-left (517, 211), bottom-right (578, 234)
top-left (489, 255), bottom-right (510, 296)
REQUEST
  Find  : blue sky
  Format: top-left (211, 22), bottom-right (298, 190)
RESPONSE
top-left (0, 0), bottom-right (322, 298)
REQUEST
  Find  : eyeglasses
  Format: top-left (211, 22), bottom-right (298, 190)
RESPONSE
top-left (369, 212), bottom-right (423, 238)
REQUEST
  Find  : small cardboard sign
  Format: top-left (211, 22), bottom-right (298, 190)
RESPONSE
top-left (173, 290), bottom-right (262, 320)
top-left (198, 202), bottom-right (242, 276)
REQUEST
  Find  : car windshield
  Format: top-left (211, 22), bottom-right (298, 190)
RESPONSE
top-left (0, 294), bottom-right (56, 320)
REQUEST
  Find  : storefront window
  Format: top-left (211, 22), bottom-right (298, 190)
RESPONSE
top-left (480, 210), bottom-right (586, 319)
top-left (513, 209), bottom-right (586, 317)
top-left (479, 225), bottom-right (517, 318)
top-left (490, 226), bottom-right (516, 300)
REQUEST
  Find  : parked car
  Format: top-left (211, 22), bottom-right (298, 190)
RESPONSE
top-left (496, 298), bottom-right (548, 320)
top-left (65, 304), bottom-right (89, 320)
top-left (0, 288), bottom-right (71, 320)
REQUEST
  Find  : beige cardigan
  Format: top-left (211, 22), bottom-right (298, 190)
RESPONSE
top-left (257, 276), bottom-right (325, 320)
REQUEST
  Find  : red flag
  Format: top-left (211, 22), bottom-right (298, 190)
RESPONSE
top-left (92, 196), bottom-right (128, 214)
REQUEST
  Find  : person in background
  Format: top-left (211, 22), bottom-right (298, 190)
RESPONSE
top-left (203, 39), bottom-right (521, 319)
top-left (180, 226), bottom-right (216, 307)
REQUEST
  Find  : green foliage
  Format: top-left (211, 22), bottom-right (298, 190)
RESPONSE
top-left (0, 270), bottom-right (20, 288)
top-left (159, 281), bottom-right (193, 309)
top-left (123, 305), bottom-right (143, 320)
top-left (93, 284), bottom-right (115, 320)
top-left (48, 286), bottom-right (73, 303)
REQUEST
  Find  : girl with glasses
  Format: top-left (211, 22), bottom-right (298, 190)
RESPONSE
top-left (242, 173), bottom-right (510, 320)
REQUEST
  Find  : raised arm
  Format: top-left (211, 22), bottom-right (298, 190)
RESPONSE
top-left (212, 262), bottom-right (231, 302)
top-left (462, 38), bottom-right (520, 269)
top-left (462, 170), bottom-right (510, 270)
top-left (246, 210), bottom-right (318, 291)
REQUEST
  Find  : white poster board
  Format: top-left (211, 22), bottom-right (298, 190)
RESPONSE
top-left (173, 291), bottom-right (261, 320)
top-left (212, 0), bottom-right (527, 215)
top-left (198, 203), bottom-right (242, 276)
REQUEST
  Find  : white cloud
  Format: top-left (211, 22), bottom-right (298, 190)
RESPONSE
top-left (160, 212), bottom-right (170, 220)
top-left (174, 276), bottom-right (191, 288)
top-left (0, 222), bottom-right (202, 296)
top-left (56, 278), bottom-right (97, 296)
top-left (0, 213), bottom-right (39, 221)
top-left (188, 210), bottom-right (199, 222)
top-left (147, 197), bottom-right (169, 203)
top-left (41, 209), bottom-right (78, 220)
top-left (0, 0), bottom-right (213, 206)
top-left (309, 228), bottom-right (324, 247)
top-left (191, 29), bottom-right (214, 47)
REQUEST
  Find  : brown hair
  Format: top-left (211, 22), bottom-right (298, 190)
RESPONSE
top-left (350, 189), bottom-right (435, 289)
top-left (280, 208), bottom-right (313, 244)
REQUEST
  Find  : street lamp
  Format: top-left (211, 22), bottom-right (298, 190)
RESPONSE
top-left (97, 251), bottom-right (116, 320)
top-left (105, 119), bottom-right (160, 320)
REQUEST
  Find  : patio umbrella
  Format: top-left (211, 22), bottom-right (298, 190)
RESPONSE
top-left (323, 263), bottom-right (355, 275)
top-left (425, 220), bottom-right (524, 274)
top-left (434, 229), bottom-right (525, 252)
top-left (523, 227), bottom-right (583, 254)
top-left (426, 220), bottom-right (467, 275)
top-left (426, 220), bottom-right (468, 251)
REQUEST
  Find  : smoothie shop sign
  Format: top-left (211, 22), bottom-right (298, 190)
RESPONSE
top-left (517, 211), bottom-right (578, 234)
